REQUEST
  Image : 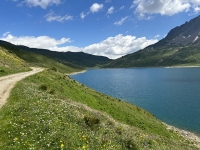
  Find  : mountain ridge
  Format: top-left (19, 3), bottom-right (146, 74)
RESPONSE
top-left (103, 15), bottom-right (200, 68)
top-left (0, 41), bottom-right (81, 74)
top-left (156, 15), bottom-right (200, 46)
top-left (0, 40), bottom-right (111, 68)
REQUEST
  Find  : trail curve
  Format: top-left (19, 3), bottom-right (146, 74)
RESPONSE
top-left (0, 67), bottom-right (44, 109)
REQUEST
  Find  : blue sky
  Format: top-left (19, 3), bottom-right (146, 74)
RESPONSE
top-left (0, 0), bottom-right (200, 59)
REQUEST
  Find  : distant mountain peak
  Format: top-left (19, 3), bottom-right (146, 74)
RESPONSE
top-left (162, 15), bottom-right (200, 46)
top-left (103, 15), bottom-right (200, 68)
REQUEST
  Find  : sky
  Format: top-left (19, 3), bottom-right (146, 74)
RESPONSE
top-left (0, 0), bottom-right (200, 59)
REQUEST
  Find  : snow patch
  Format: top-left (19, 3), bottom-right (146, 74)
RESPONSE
top-left (193, 36), bottom-right (199, 43)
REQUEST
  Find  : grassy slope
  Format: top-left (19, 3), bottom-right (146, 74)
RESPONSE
top-left (0, 46), bottom-right (30, 76)
top-left (0, 41), bottom-right (111, 69)
top-left (0, 47), bottom-right (199, 149)
top-left (0, 69), bottom-right (198, 150)
top-left (0, 45), bottom-right (82, 74)
top-left (16, 46), bottom-right (112, 68)
top-left (103, 44), bottom-right (200, 68)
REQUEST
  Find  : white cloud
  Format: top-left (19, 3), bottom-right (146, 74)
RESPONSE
top-left (154, 34), bottom-right (160, 38)
top-left (0, 33), bottom-right (158, 59)
top-left (84, 34), bottom-right (158, 59)
top-left (194, 6), bottom-right (200, 12)
top-left (107, 6), bottom-right (114, 14)
top-left (45, 10), bottom-right (73, 22)
top-left (24, 0), bottom-right (61, 9)
top-left (80, 12), bottom-right (86, 19)
top-left (80, 3), bottom-right (103, 19)
top-left (90, 3), bottom-right (104, 13)
top-left (105, 0), bottom-right (111, 2)
top-left (80, 12), bottom-right (90, 19)
top-left (50, 46), bottom-right (82, 53)
top-left (114, 16), bottom-right (128, 26)
top-left (133, 0), bottom-right (190, 17)
top-left (3, 32), bottom-right (11, 37)
top-left (0, 33), bottom-right (71, 49)
top-left (120, 6), bottom-right (125, 10)
top-left (132, 0), bottom-right (200, 18)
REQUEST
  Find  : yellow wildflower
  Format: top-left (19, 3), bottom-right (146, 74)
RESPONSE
top-left (61, 144), bottom-right (64, 148)
top-left (82, 145), bottom-right (86, 149)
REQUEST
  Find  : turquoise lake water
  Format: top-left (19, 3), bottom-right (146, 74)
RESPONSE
top-left (70, 68), bottom-right (200, 134)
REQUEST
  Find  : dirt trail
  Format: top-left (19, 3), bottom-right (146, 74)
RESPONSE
top-left (0, 67), bottom-right (44, 109)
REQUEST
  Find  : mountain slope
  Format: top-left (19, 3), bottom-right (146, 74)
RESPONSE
top-left (0, 46), bottom-right (30, 76)
top-left (0, 43), bottom-right (81, 74)
top-left (104, 15), bottom-right (200, 68)
top-left (158, 15), bottom-right (200, 46)
top-left (0, 40), bottom-right (111, 68)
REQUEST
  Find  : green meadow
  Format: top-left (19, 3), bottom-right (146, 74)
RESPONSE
top-left (0, 46), bottom-right (199, 149)
top-left (0, 46), bottom-right (30, 76)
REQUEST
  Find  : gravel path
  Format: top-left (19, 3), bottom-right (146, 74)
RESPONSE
top-left (0, 67), bottom-right (44, 109)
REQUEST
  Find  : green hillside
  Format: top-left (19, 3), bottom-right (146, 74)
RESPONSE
top-left (0, 40), bottom-right (111, 69)
top-left (16, 46), bottom-right (112, 68)
top-left (103, 44), bottom-right (200, 68)
top-left (0, 47), bottom-right (199, 149)
top-left (0, 46), bottom-right (30, 76)
top-left (0, 44), bottom-right (81, 74)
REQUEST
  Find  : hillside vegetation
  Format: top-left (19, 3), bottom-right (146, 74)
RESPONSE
top-left (103, 44), bottom-right (200, 68)
top-left (0, 46), bottom-right (30, 76)
top-left (0, 40), bottom-right (111, 69)
top-left (0, 44), bottom-right (81, 74)
top-left (0, 47), bottom-right (199, 149)
top-left (103, 15), bottom-right (200, 68)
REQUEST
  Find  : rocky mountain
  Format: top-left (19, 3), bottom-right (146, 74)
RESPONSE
top-left (0, 40), bottom-right (111, 68)
top-left (156, 15), bottom-right (200, 46)
top-left (104, 15), bottom-right (200, 68)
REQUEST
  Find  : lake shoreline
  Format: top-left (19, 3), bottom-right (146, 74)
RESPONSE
top-left (163, 122), bottom-right (200, 148)
top-left (165, 66), bottom-right (200, 68)
top-left (67, 70), bottom-right (86, 76)
top-left (70, 68), bottom-right (200, 148)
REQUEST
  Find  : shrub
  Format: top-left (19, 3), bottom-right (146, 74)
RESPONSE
top-left (51, 67), bottom-right (57, 72)
top-left (0, 69), bottom-right (5, 72)
top-left (83, 115), bottom-right (100, 130)
top-left (39, 84), bottom-right (48, 91)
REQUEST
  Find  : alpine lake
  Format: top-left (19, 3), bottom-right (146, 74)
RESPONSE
top-left (70, 67), bottom-right (200, 135)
